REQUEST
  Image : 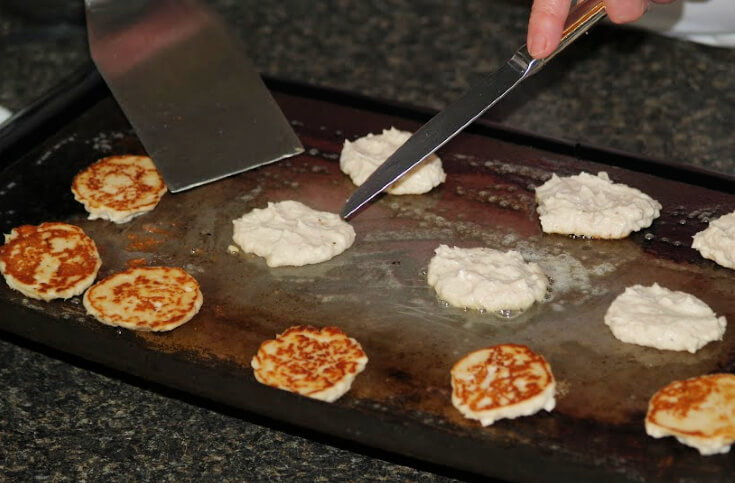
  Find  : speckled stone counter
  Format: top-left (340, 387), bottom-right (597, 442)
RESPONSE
top-left (1, 1), bottom-right (733, 481)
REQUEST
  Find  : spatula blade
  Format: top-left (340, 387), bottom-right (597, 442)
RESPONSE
top-left (85, 0), bottom-right (303, 192)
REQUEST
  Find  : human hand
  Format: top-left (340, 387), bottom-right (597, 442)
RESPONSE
top-left (527, 0), bottom-right (677, 59)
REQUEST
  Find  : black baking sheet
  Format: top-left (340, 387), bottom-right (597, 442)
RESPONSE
top-left (1, 64), bottom-right (735, 482)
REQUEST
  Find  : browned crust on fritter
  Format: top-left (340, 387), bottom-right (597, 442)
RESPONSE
top-left (252, 325), bottom-right (367, 397)
top-left (647, 373), bottom-right (735, 439)
top-left (0, 222), bottom-right (101, 299)
top-left (83, 266), bottom-right (202, 331)
top-left (71, 155), bottom-right (166, 213)
top-left (452, 343), bottom-right (554, 412)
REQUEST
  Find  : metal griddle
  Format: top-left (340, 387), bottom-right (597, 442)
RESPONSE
top-left (1, 65), bottom-right (735, 482)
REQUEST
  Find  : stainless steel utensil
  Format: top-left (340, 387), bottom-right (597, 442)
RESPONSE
top-left (341, 0), bottom-right (606, 218)
top-left (85, 0), bottom-right (304, 192)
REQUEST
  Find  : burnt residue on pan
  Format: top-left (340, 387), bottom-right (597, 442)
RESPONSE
top-left (1, 93), bottom-right (735, 481)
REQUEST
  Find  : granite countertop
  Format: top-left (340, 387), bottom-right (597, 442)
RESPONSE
top-left (1, 1), bottom-right (734, 481)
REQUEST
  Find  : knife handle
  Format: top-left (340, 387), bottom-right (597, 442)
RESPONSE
top-left (517, 0), bottom-right (607, 77)
top-left (559, 0), bottom-right (607, 53)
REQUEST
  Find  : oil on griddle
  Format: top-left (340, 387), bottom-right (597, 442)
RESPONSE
top-left (1, 92), bottom-right (734, 482)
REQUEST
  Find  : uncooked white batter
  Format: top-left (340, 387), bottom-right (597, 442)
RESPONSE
top-left (231, 200), bottom-right (355, 267)
top-left (692, 210), bottom-right (735, 270)
top-left (535, 171), bottom-right (661, 239)
top-left (604, 283), bottom-right (726, 353)
top-left (340, 127), bottom-right (446, 195)
top-left (427, 245), bottom-right (548, 312)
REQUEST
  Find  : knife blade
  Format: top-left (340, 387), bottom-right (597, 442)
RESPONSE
top-left (341, 0), bottom-right (606, 218)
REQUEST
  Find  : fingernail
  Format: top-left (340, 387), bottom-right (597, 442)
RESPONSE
top-left (528, 33), bottom-right (548, 58)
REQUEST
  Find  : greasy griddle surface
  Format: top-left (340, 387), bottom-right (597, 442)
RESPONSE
top-left (1, 92), bottom-right (735, 482)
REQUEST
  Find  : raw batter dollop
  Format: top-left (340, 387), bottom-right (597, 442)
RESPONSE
top-left (427, 245), bottom-right (548, 312)
top-left (232, 200), bottom-right (355, 267)
top-left (535, 171), bottom-right (661, 239)
top-left (692, 210), bottom-right (735, 270)
top-left (604, 283), bottom-right (726, 353)
top-left (340, 127), bottom-right (446, 195)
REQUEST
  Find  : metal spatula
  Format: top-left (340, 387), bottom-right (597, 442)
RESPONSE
top-left (85, 0), bottom-right (303, 192)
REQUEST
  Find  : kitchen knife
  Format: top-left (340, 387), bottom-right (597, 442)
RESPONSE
top-left (342, 0), bottom-right (606, 218)
top-left (85, 0), bottom-right (304, 192)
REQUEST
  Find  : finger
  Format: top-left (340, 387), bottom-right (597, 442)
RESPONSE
top-left (527, 0), bottom-right (573, 59)
top-left (605, 0), bottom-right (649, 24)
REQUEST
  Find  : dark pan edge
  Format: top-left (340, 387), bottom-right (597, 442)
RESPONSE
top-left (1, 62), bottom-right (731, 483)
top-left (0, 300), bottom-right (630, 483)
top-left (1, 61), bottom-right (733, 193)
top-left (262, 77), bottom-right (735, 193)
top-left (2, 324), bottom-right (500, 483)
top-left (0, 63), bottom-right (106, 172)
